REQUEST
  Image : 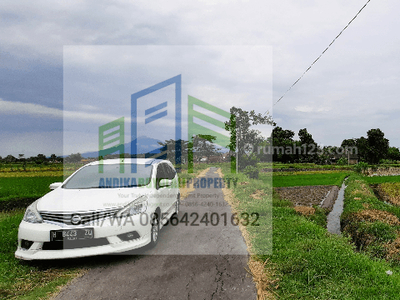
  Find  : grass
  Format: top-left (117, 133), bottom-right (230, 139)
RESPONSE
top-left (0, 176), bottom-right (64, 203)
top-left (265, 171), bottom-right (350, 187)
top-left (377, 182), bottom-right (400, 206)
top-left (342, 175), bottom-right (400, 218)
top-left (364, 175), bottom-right (400, 184)
top-left (263, 162), bottom-right (355, 170)
top-left (0, 210), bottom-right (83, 299)
top-left (268, 202), bottom-right (400, 299)
top-left (341, 175), bottom-right (400, 262)
top-left (219, 163), bottom-right (273, 258)
top-left (219, 163), bottom-right (400, 298)
top-left (0, 162), bottom-right (83, 178)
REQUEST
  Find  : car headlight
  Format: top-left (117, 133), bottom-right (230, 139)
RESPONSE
top-left (116, 196), bottom-right (148, 218)
top-left (23, 200), bottom-right (43, 223)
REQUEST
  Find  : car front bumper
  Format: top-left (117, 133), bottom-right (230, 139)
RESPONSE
top-left (15, 214), bottom-right (152, 260)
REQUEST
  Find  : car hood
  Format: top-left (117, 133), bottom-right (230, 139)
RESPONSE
top-left (37, 187), bottom-right (150, 212)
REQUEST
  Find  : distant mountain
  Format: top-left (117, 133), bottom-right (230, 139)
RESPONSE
top-left (72, 135), bottom-right (228, 159)
top-left (80, 136), bottom-right (163, 158)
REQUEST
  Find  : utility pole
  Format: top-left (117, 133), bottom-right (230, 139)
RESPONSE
top-left (236, 126), bottom-right (239, 174)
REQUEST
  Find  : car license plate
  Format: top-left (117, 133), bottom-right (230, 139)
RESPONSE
top-left (50, 228), bottom-right (94, 242)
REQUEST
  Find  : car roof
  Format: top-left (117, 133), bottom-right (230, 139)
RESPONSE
top-left (88, 158), bottom-right (166, 166)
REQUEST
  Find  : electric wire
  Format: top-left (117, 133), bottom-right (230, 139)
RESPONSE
top-left (271, 0), bottom-right (372, 109)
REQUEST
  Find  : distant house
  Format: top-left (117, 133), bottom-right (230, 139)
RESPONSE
top-left (348, 154), bottom-right (358, 165)
top-left (331, 153), bottom-right (358, 165)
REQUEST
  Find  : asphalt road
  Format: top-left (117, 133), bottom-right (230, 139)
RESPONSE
top-left (55, 167), bottom-right (256, 300)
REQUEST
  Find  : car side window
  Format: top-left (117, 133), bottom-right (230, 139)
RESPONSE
top-left (156, 164), bottom-right (167, 180)
top-left (164, 164), bottom-right (176, 180)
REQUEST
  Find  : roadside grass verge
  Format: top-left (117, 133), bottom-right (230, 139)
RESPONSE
top-left (221, 165), bottom-right (400, 298)
top-left (264, 171), bottom-right (349, 187)
top-left (341, 175), bottom-right (400, 262)
top-left (0, 210), bottom-right (83, 299)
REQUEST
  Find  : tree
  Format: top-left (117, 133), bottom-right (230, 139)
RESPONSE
top-left (35, 154), bottom-right (47, 164)
top-left (65, 153), bottom-right (83, 163)
top-left (341, 138), bottom-right (357, 149)
top-left (318, 146), bottom-right (334, 165)
top-left (356, 136), bottom-right (368, 162)
top-left (388, 147), bottom-right (400, 161)
top-left (225, 107), bottom-right (275, 170)
top-left (192, 134), bottom-right (219, 161)
top-left (298, 128), bottom-right (318, 163)
top-left (4, 155), bottom-right (17, 163)
top-left (271, 127), bottom-right (295, 163)
top-left (366, 128), bottom-right (389, 164)
top-left (343, 129), bottom-right (390, 164)
top-left (157, 139), bottom-right (188, 163)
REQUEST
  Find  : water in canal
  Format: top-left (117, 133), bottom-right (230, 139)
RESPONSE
top-left (326, 181), bottom-right (347, 235)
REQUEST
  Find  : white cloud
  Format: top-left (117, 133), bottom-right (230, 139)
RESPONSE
top-left (0, 98), bottom-right (125, 123)
top-left (294, 106), bottom-right (332, 113)
top-left (0, 98), bottom-right (63, 118)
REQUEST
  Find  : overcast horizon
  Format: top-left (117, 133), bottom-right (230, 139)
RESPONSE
top-left (1, 0), bottom-right (399, 158)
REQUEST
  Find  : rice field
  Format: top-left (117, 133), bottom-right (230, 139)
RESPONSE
top-left (261, 171), bottom-right (349, 187)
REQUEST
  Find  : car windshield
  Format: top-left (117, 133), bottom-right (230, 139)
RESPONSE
top-left (63, 163), bottom-right (153, 189)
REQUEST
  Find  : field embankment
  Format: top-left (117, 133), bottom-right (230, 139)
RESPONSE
top-left (341, 175), bottom-right (400, 262)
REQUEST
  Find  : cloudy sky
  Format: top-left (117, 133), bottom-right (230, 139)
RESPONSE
top-left (1, 0), bottom-right (399, 157)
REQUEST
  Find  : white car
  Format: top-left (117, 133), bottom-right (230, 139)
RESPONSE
top-left (15, 158), bottom-right (180, 260)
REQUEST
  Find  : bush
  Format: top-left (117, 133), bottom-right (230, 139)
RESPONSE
top-left (354, 162), bottom-right (368, 174)
top-left (238, 153), bottom-right (258, 171)
top-left (337, 157), bottom-right (348, 165)
top-left (243, 165), bottom-right (259, 179)
top-left (380, 159), bottom-right (396, 164)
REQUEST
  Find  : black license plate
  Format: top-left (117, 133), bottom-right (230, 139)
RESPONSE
top-left (50, 228), bottom-right (94, 242)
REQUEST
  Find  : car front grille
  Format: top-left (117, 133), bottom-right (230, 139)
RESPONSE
top-left (40, 208), bottom-right (121, 225)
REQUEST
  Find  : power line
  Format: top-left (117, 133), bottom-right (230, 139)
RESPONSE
top-left (272, 0), bottom-right (372, 107)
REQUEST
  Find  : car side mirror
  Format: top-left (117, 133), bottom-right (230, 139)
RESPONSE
top-left (158, 179), bottom-right (172, 188)
top-left (49, 182), bottom-right (63, 190)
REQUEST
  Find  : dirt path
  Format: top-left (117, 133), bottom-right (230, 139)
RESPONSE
top-left (54, 167), bottom-right (256, 300)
